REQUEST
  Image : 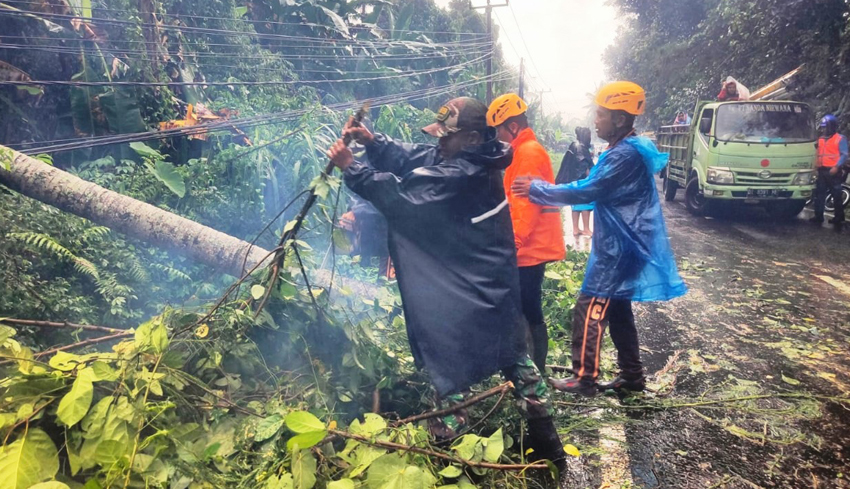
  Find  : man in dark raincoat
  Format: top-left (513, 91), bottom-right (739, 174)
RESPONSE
top-left (327, 97), bottom-right (566, 465)
top-left (513, 82), bottom-right (687, 396)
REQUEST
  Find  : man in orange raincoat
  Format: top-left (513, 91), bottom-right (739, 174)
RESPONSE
top-left (488, 93), bottom-right (566, 373)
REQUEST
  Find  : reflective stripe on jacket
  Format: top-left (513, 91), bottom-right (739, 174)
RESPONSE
top-left (817, 133), bottom-right (848, 168)
top-left (504, 128), bottom-right (566, 267)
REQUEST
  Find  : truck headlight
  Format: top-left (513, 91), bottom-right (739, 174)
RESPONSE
top-left (791, 171), bottom-right (816, 186)
top-left (707, 168), bottom-right (734, 184)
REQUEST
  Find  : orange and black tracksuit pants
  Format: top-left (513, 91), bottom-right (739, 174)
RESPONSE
top-left (572, 294), bottom-right (643, 383)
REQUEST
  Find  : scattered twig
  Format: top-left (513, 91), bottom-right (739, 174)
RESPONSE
top-left (446, 386), bottom-right (509, 443)
top-left (292, 245), bottom-right (324, 322)
top-left (546, 364), bottom-right (576, 375)
top-left (32, 331), bottom-right (133, 358)
top-left (393, 382), bottom-right (514, 427)
top-left (327, 428), bottom-right (548, 471)
top-left (553, 393), bottom-right (850, 411)
top-left (0, 318), bottom-right (124, 334)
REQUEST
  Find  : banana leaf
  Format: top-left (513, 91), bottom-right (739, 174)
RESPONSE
top-left (99, 88), bottom-right (147, 135)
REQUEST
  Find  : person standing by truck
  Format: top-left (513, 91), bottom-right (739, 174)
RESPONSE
top-left (811, 114), bottom-right (849, 226)
top-left (487, 93), bottom-right (566, 373)
top-left (512, 81), bottom-right (687, 395)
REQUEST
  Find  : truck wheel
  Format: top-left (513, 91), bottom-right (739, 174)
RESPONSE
top-left (662, 169), bottom-right (678, 202)
top-left (767, 200), bottom-right (807, 220)
top-left (685, 176), bottom-right (710, 216)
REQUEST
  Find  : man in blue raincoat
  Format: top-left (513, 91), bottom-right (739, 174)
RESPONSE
top-left (513, 81), bottom-right (687, 396)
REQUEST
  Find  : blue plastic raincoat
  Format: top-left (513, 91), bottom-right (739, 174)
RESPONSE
top-left (529, 136), bottom-right (687, 302)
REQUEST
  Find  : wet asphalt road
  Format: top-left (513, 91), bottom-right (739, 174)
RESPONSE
top-left (555, 189), bottom-right (850, 489)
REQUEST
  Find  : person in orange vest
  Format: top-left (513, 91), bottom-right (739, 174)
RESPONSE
top-left (811, 114), bottom-right (849, 227)
top-left (487, 93), bottom-right (566, 373)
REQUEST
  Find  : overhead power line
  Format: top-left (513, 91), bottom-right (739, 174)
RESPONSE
top-left (15, 72), bottom-right (512, 154)
top-left (0, 8), bottom-right (486, 49)
top-left (0, 52), bottom-right (493, 87)
top-left (1, 0), bottom-right (491, 37)
top-left (506, 4), bottom-right (550, 92)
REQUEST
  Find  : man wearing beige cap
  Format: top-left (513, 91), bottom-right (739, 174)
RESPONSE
top-left (327, 97), bottom-right (567, 468)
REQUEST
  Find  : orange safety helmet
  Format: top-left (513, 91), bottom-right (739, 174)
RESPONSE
top-left (595, 81), bottom-right (646, 116)
top-left (487, 93), bottom-right (528, 127)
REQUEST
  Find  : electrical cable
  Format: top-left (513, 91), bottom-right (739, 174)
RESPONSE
top-left (506, 4), bottom-right (551, 91)
top-left (15, 71), bottom-right (512, 154)
top-left (1, 0), bottom-right (492, 37)
top-left (0, 51), bottom-right (493, 87)
top-left (0, 8), bottom-right (490, 48)
top-left (0, 43), bottom-right (493, 62)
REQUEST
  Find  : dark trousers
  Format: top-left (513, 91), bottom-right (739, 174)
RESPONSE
top-left (571, 294), bottom-right (643, 383)
top-left (518, 264), bottom-right (548, 372)
top-left (813, 167), bottom-right (845, 222)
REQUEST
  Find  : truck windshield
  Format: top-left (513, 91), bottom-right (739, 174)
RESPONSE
top-left (715, 103), bottom-right (815, 143)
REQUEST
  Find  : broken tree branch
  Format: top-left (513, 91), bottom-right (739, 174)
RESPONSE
top-left (0, 318), bottom-right (124, 334)
top-left (327, 428), bottom-right (548, 471)
top-left (33, 331), bottom-right (133, 358)
top-left (393, 382), bottom-right (514, 427)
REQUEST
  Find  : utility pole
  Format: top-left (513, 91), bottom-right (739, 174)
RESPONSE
top-left (472, 0), bottom-right (509, 102)
top-left (518, 58), bottom-right (525, 99)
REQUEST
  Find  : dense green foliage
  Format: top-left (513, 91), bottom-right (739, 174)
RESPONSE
top-left (605, 0), bottom-right (850, 130)
top-left (0, 1), bottom-right (581, 488)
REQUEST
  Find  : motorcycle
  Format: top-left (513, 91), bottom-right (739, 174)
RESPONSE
top-left (806, 183), bottom-right (850, 213)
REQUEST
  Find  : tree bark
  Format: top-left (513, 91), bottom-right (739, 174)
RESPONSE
top-left (0, 145), bottom-right (270, 277)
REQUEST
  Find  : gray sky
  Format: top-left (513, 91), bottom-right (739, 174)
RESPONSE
top-left (434, 0), bottom-right (621, 123)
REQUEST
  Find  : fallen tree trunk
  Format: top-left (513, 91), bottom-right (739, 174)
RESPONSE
top-left (0, 145), bottom-right (269, 277)
top-left (0, 146), bottom-right (379, 298)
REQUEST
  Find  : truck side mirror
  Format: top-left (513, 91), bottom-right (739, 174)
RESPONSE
top-left (699, 118), bottom-right (712, 135)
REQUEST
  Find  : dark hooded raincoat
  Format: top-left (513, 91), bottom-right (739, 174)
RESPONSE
top-left (343, 133), bottom-right (527, 396)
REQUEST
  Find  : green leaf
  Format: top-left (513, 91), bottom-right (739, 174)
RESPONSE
top-left (367, 454), bottom-right (436, 489)
top-left (16, 85), bottom-right (43, 96)
top-left (90, 361), bottom-right (118, 382)
top-left (234, 5), bottom-right (248, 17)
top-left (0, 428), bottom-right (59, 489)
top-left (349, 413), bottom-right (387, 437)
top-left (57, 368), bottom-right (95, 427)
top-left (254, 414), bottom-right (285, 442)
top-left (0, 325), bottom-right (14, 343)
top-left (149, 160), bottom-right (186, 198)
top-left (29, 482), bottom-right (71, 489)
top-left (349, 445), bottom-right (386, 477)
top-left (327, 480), bottom-right (355, 489)
top-left (309, 175), bottom-right (331, 200)
top-left (438, 465), bottom-right (463, 478)
top-left (286, 430), bottom-right (327, 451)
top-left (48, 351), bottom-right (82, 371)
top-left (284, 411), bottom-right (325, 434)
top-left (99, 88), bottom-right (146, 135)
top-left (251, 285), bottom-right (266, 301)
top-left (781, 374), bottom-right (801, 386)
top-left (544, 270), bottom-right (565, 280)
top-left (291, 448), bottom-right (317, 489)
top-left (564, 444), bottom-right (581, 457)
top-left (265, 473), bottom-right (294, 489)
top-left (129, 142), bottom-right (163, 160)
top-left (483, 429), bottom-right (504, 463)
top-left (451, 434), bottom-right (482, 461)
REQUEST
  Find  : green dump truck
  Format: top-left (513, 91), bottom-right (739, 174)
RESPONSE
top-left (658, 100), bottom-right (817, 218)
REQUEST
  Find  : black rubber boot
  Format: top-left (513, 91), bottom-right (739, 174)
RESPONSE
top-left (526, 417), bottom-right (567, 472)
top-left (597, 375), bottom-right (646, 392)
top-left (548, 377), bottom-right (597, 397)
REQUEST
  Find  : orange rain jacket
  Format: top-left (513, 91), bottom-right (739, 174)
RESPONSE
top-left (504, 128), bottom-right (566, 267)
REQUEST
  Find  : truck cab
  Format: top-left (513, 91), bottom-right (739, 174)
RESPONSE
top-left (658, 100), bottom-right (817, 218)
